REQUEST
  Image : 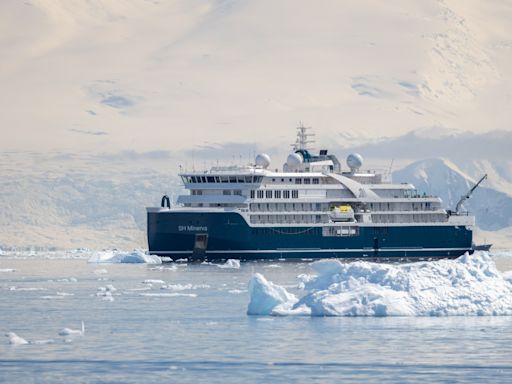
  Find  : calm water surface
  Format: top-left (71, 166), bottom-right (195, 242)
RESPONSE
top-left (1, 252), bottom-right (512, 383)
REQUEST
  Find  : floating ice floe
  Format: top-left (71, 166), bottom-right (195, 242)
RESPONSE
top-left (143, 279), bottom-right (165, 285)
top-left (96, 286), bottom-right (116, 301)
top-left (9, 287), bottom-right (46, 291)
top-left (58, 321), bottom-right (85, 336)
top-left (6, 332), bottom-right (55, 346)
top-left (6, 332), bottom-right (28, 345)
top-left (56, 277), bottom-right (78, 283)
top-left (217, 259), bottom-right (241, 269)
top-left (263, 264), bottom-right (282, 269)
top-left (0, 268), bottom-right (16, 272)
top-left (160, 283), bottom-right (210, 291)
top-left (139, 292), bottom-right (197, 298)
top-left (228, 289), bottom-right (248, 294)
top-left (88, 250), bottom-right (161, 264)
top-left (247, 252), bottom-right (512, 317)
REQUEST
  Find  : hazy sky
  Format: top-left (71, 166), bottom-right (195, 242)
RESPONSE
top-left (1, 0), bottom-right (511, 155)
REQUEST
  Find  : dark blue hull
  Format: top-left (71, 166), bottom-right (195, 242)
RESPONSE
top-left (147, 211), bottom-right (473, 260)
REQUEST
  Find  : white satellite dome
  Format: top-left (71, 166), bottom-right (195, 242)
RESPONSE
top-left (346, 153), bottom-right (363, 172)
top-left (255, 153), bottom-right (271, 169)
top-left (286, 152), bottom-right (303, 169)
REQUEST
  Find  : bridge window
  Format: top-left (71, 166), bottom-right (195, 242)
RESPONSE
top-left (257, 190), bottom-right (264, 199)
top-left (234, 190), bottom-right (242, 196)
top-left (283, 190), bottom-right (290, 199)
top-left (229, 176), bottom-right (237, 183)
top-left (312, 178), bottom-right (319, 184)
top-left (295, 178), bottom-right (302, 184)
top-left (274, 190), bottom-right (281, 199)
top-left (223, 190), bottom-right (231, 195)
top-left (292, 190), bottom-right (298, 198)
top-left (266, 190), bottom-right (272, 198)
top-left (250, 190), bottom-right (255, 199)
top-left (245, 176), bottom-right (252, 183)
top-left (304, 178), bottom-right (311, 184)
top-left (207, 176), bottom-right (215, 183)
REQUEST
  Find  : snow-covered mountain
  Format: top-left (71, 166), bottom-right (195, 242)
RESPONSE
top-left (393, 158), bottom-right (512, 246)
top-left (1, 0), bottom-right (512, 154)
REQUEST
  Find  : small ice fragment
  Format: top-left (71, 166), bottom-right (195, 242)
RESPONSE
top-left (93, 269), bottom-right (108, 275)
top-left (58, 321), bottom-right (85, 336)
top-left (7, 332), bottom-right (29, 345)
top-left (228, 289), bottom-right (247, 294)
top-left (0, 269), bottom-right (16, 273)
top-left (143, 279), bottom-right (165, 284)
top-left (218, 259), bottom-right (241, 269)
top-left (30, 339), bottom-right (55, 345)
top-left (139, 293), bottom-right (197, 298)
top-left (160, 283), bottom-right (209, 291)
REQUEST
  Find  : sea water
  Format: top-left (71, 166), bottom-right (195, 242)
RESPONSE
top-left (1, 250), bottom-right (512, 383)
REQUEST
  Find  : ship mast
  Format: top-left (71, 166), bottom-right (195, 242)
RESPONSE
top-left (292, 122), bottom-right (315, 151)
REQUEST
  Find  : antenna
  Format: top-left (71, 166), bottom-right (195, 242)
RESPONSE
top-left (292, 122), bottom-right (315, 151)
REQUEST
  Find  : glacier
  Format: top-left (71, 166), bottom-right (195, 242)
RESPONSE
top-left (247, 252), bottom-right (512, 317)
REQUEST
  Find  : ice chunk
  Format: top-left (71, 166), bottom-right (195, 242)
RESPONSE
top-left (88, 250), bottom-right (161, 264)
top-left (161, 283), bottom-right (210, 290)
top-left (143, 279), bottom-right (165, 284)
top-left (217, 259), bottom-right (241, 269)
top-left (247, 273), bottom-right (298, 315)
top-left (0, 268), bottom-right (16, 272)
top-left (6, 332), bottom-right (29, 345)
top-left (248, 252), bottom-right (512, 317)
top-left (139, 292), bottom-right (197, 298)
top-left (6, 332), bottom-right (55, 345)
top-left (58, 321), bottom-right (85, 336)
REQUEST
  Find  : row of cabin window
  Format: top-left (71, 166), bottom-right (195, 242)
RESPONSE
top-left (250, 190), bottom-right (299, 199)
top-left (191, 190), bottom-right (243, 196)
top-left (269, 177), bottom-right (320, 184)
top-left (183, 175), bottom-right (264, 184)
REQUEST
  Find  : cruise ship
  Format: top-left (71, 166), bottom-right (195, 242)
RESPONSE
top-left (147, 126), bottom-right (482, 260)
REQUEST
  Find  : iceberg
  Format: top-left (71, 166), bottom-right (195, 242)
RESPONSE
top-left (87, 250), bottom-right (161, 264)
top-left (247, 252), bottom-right (512, 316)
top-left (247, 273), bottom-right (298, 315)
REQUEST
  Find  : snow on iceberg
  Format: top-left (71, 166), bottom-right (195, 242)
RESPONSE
top-left (87, 250), bottom-right (161, 264)
top-left (247, 252), bottom-right (512, 317)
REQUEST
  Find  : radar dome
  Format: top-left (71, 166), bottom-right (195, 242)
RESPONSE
top-left (255, 153), bottom-right (271, 169)
top-left (346, 153), bottom-right (363, 172)
top-left (286, 152), bottom-right (303, 168)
